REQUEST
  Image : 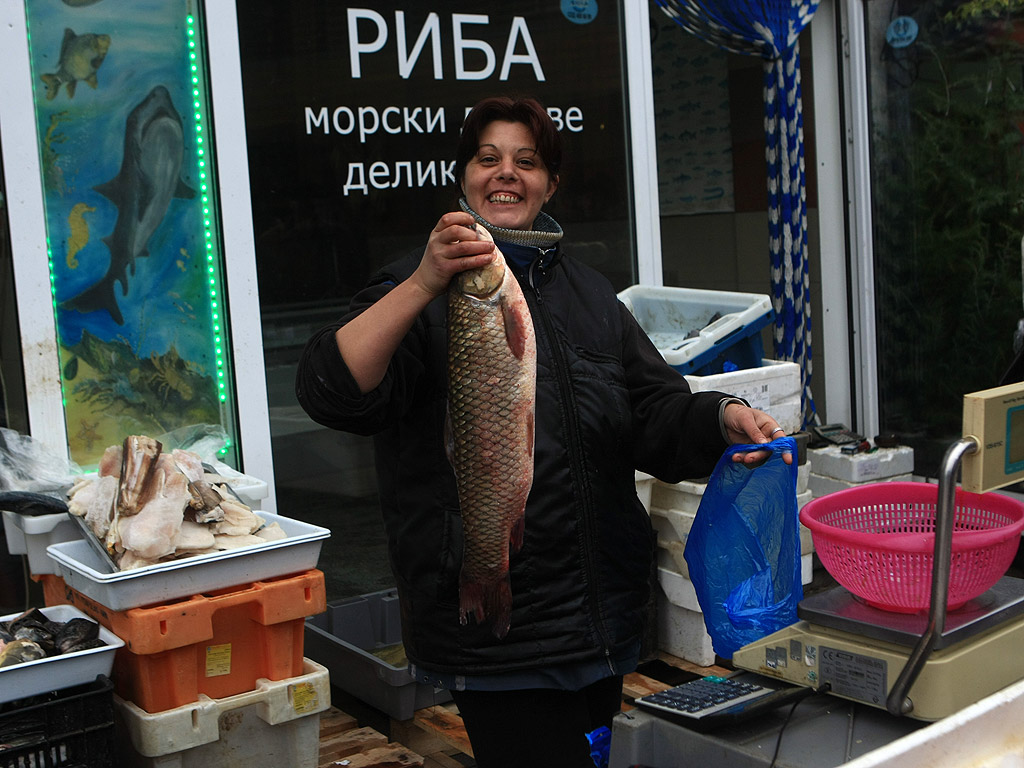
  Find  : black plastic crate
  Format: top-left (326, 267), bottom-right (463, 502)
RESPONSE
top-left (0, 675), bottom-right (114, 768)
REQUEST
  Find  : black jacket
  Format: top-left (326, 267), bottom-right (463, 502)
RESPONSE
top-left (295, 245), bottom-right (732, 675)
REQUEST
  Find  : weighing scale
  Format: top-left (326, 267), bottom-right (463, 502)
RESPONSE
top-left (732, 382), bottom-right (1024, 721)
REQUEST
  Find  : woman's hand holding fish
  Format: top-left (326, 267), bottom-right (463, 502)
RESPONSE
top-left (334, 213), bottom-right (497, 394)
top-left (411, 212), bottom-right (497, 299)
top-left (722, 402), bottom-right (793, 465)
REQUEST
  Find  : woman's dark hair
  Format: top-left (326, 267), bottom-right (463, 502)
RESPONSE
top-left (455, 96), bottom-right (562, 184)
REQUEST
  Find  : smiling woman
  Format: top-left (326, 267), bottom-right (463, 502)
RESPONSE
top-left (296, 95), bottom-right (785, 768)
top-left (457, 102), bottom-right (560, 233)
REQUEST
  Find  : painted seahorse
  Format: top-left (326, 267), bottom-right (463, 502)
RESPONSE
top-left (66, 202), bottom-right (95, 269)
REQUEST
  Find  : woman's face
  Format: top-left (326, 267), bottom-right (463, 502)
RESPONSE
top-left (462, 120), bottom-right (558, 231)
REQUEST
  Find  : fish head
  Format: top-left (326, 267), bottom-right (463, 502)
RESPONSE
top-left (453, 224), bottom-right (506, 300)
top-left (94, 34), bottom-right (111, 57)
top-left (454, 254), bottom-right (505, 300)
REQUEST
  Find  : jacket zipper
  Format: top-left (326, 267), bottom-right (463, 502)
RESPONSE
top-left (525, 255), bottom-right (615, 667)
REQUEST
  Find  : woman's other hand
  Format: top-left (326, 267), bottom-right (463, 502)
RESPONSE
top-left (722, 402), bottom-right (793, 465)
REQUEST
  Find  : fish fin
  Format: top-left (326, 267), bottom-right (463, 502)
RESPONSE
top-left (175, 179), bottom-right (197, 200)
top-left (93, 178), bottom-right (121, 204)
top-left (40, 73), bottom-right (59, 101)
top-left (66, 80), bottom-right (77, 99)
top-left (459, 574), bottom-right (512, 639)
top-left (501, 296), bottom-right (529, 360)
top-left (86, 74), bottom-right (98, 89)
top-left (443, 406), bottom-right (456, 468)
top-left (509, 512), bottom-right (525, 553)
top-left (59, 28), bottom-right (75, 57)
top-left (526, 408), bottom-right (534, 460)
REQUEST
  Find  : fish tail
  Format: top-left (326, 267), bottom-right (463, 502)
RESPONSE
top-left (459, 573), bottom-right (512, 639)
top-left (41, 74), bottom-right (59, 101)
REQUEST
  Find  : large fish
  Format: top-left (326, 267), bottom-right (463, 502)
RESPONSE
top-left (62, 86), bottom-right (196, 325)
top-left (446, 226), bottom-right (536, 639)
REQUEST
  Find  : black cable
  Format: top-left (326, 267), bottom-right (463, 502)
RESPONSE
top-left (768, 685), bottom-right (824, 768)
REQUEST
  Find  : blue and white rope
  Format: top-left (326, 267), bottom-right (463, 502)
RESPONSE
top-left (654, 0), bottom-right (820, 426)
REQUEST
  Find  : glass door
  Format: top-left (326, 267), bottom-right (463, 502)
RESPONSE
top-left (864, 0), bottom-right (1024, 473)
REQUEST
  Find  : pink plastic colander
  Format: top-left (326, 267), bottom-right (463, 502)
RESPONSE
top-left (799, 482), bottom-right (1024, 614)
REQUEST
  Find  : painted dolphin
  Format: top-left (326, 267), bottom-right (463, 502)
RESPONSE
top-left (63, 85), bottom-right (195, 325)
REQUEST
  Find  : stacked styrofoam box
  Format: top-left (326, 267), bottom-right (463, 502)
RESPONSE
top-left (635, 471), bottom-right (655, 513)
top-left (648, 470), bottom-right (813, 666)
top-left (684, 359), bottom-right (802, 435)
top-left (806, 444), bottom-right (915, 497)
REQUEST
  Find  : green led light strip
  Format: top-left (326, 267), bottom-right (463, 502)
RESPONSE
top-left (44, 237), bottom-right (67, 408)
top-left (187, 13), bottom-right (231, 457)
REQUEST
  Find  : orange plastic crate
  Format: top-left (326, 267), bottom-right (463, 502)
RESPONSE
top-left (41, 569), bottom-right (325, 713)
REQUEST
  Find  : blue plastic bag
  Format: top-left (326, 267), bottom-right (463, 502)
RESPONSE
top-left (683, 437), bottom-right (801, 658)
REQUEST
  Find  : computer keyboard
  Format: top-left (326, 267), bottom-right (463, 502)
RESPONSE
top-left (632, 672), bottom-right (811, 731)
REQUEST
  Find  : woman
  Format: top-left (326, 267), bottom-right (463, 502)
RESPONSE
top-left (296, 96), bottom-right (788, 767)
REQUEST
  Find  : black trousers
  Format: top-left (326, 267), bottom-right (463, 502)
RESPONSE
top-left (450, 675), bottom-right (623, 768)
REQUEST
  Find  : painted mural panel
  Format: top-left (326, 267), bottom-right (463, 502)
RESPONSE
top-left (21, 0), bottom-right (237, 468)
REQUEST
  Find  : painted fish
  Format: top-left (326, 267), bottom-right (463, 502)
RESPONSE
top-left (62, 86), bottom-right (196, 324)
top-left (41, 28), bottom-right (110, 100)
top-left (446, 226), bottom-right (536, 639)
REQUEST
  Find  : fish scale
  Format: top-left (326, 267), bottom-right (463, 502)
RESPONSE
top-left (447, 231), bottom-right (536, 639)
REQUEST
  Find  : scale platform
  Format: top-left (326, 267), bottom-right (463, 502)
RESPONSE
top-left (732, 576), bottom-right (1024, 721)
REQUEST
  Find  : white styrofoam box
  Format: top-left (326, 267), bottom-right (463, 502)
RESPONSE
top-left (651, 487), bottom-right (815, 575)
top-left (0, 604), bottom-right (124, 703)
top-left (635, 470), bottom-right (655, 513)
top-left (47, 512), bottom-right (330, 611)
top-left (808, 444), bottom-right (915, 483)
top-left (684, 359), bottom-right (802, 434)
top-left (651, 467), bottom-right (808, 512)
top-left (115, 658), bottom-right (329, 767)
top-left (650, 478), bottom-right (706, 517)
top-left (655, 558), bottom-right (813, 668)
top-left (657, 591), bottom-right (715, 666)
top-left (807, 472), bottom-right (914, 498)
top-left (659, 566), bottom-right (701, 612)
top-left (2, 509), bottom-right (79, 575)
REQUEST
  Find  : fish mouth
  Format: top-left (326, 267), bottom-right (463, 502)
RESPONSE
top-left (488, 192), bottom-right (521, 204)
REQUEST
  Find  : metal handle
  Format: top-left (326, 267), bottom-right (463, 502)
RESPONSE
top-left (885, 437), bottom-right (978, 716)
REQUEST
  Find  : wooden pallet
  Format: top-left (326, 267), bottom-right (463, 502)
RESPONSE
top-left (318, 707), bottom-right (426, 768)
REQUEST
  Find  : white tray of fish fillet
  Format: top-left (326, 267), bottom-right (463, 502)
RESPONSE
top-left (45, 512), bottom-right (330, 611)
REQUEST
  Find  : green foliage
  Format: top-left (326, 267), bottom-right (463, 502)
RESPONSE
top-left (873, 14), bottom-right (1024, 463)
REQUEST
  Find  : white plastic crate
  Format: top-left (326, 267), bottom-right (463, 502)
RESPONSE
top-left (114, 657), bottom-right (330, 767)
top-left (618, 285), bottom-right (773, 375)
top-left (807, 444), bottom-right (914, 483)
top-left (2, 509), bottom-right (78, 575)
top-left (684, 359), bottom-right (802, 434)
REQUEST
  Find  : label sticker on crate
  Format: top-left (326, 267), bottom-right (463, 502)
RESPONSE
top-left (290, 680), bottom-right (322, 714)
top-left (205, 643), bottom-right (232, 677)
